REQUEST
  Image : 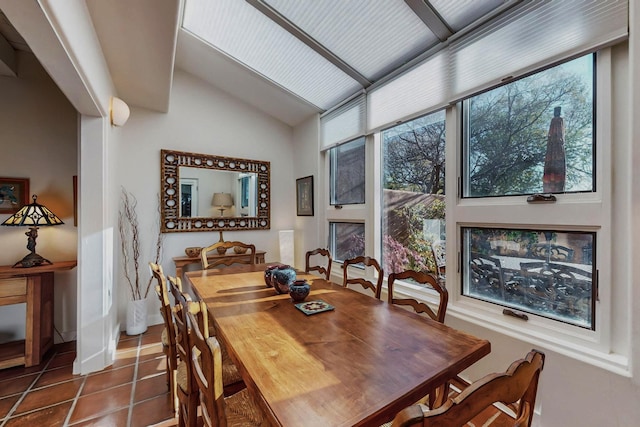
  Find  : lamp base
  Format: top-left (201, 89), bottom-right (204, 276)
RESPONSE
top-left (216, 230), bottom-right (227, 255)
top-left (13, 252), bottom-right (53, 268)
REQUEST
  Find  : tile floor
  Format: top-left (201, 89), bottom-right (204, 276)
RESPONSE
top-left (0, 324), bottom-right (177, 427)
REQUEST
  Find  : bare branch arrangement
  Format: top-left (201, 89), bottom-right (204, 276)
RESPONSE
top-left (119, 188), bottom-right (163, 300)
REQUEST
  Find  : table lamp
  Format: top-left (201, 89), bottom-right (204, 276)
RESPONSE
top-left (212, 192), bottom-right (233, 217)
top-left (1, 194), bottom-right (64, 268)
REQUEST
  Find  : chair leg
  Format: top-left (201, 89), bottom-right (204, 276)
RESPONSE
top-left (170, 369), bottom-right (179, 415)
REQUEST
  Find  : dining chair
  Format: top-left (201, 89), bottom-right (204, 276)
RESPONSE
top-left (342, 256), bottom-right (384, 299)
top-left (168, 276), bottom-right (246, 427)
top-left (201, 241), bottom-right (256, 270)
top-left (305, 248), bottom-right (332, 280)
top-left (391, 349), bottom-right (545, 427)
top-left (168, 275), bottom-right (199, 427)
top-left (387, 270), bottom-right (450, 408)
top-left (149, 262), bottom-right (179, 415)
top-left (387, 270), bottom-right (448, 323)
top-left (187, 309), bottom-right (268, 427)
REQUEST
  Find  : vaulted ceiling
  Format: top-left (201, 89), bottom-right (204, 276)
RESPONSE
top-left (0, 0), bottom-right (523, 127)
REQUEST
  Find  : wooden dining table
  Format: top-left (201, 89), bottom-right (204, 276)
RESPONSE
top-left (187, 264), bottom-right (490, 427)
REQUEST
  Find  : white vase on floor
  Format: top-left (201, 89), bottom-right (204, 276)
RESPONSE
top-left (126, 298), bottom-right (148, 335)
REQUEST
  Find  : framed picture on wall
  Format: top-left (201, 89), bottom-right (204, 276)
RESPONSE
top-left (296, 175), bottom-right (314, 216)
top-left (0, 177), bottom-right (30, 214)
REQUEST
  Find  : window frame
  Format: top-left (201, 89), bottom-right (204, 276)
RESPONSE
top-left (448, 49), bottom-right (613, 361)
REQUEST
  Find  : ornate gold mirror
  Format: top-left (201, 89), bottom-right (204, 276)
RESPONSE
top-left (160, 149), bottom-right (270, 232)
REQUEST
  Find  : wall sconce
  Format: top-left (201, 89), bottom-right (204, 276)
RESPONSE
top-left (1, 195), bottom-right (64, 268)
top-left (110, 96), bottom-right (130, 126)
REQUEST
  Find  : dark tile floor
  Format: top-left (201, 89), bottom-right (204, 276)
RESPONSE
top-left (0, 324), bottom-right (177, 427)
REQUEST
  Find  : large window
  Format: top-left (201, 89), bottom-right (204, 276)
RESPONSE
top-left (459, 52), bottom-right (605, 334)
top-left (330, 137), bottom-right (365, 205)
top-left (381, 111), bottom-right (445, 275)
top-left (463, 55), bottom-right (594, 198)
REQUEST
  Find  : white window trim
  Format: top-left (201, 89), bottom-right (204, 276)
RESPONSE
top-left (440, 48), bottom-right (629, 375)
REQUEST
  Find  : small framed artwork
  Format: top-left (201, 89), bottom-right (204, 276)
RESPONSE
top-left (296, 175), bottom-right (314, 216)
top-left (0, 177), bottom-right (30, 214)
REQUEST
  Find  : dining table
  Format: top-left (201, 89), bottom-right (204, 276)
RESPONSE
top-left (186, 264), bottom-right (491, 427)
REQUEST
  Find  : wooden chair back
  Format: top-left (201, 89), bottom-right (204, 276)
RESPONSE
top-left (387, 270), bottom-right (448, 323)
top-left (150, 263), bottom-right (177, 351)
top-left (188, 308), bottom-right (227, 427)
top-left (342, 256), bottom-right (384, 299)
top-left (392, 350), bottom-right (545, 427)
top-left (305, 248), bottom-right (332, 280)
top-left (201, 241), bottom-right (256, 270)
top-left (150, 263), bottom-right (179, 413)
top-left (169, 275), bottom-right (210, 427)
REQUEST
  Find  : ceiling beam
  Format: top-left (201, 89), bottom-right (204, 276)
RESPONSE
top-left (246, 0), bottom-right (371, 88)
top-left (404, 0), bottom-right (452, 42)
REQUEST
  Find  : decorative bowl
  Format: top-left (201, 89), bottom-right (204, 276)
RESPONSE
top-left (289, 279), bottom-right (310, 302)
top-left (185, 247), bottom-right (202, 257)
top-left (234, 246), bottom-right (248, 254)
top-left (271, 268), bottom-right (296, 295)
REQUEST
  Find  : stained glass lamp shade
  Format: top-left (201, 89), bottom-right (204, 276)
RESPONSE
top-left (1, 195), bottom-right (64, 268)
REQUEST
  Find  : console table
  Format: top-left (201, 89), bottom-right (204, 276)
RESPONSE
top-left (0, 260), bottom-right (77, 369)
top-left (173, 250), bottom-right (266, 278)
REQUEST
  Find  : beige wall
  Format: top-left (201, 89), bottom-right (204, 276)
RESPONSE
top-left (114, 69), bottom-right (296, 325)
top-left (0, 51), bottom-right (78, 342)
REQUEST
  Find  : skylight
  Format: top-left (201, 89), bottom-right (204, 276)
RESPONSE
top-left (182, 0), bottom-right (517, 112)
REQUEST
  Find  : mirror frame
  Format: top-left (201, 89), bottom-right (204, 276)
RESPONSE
top-left (160, 149), bottom-right (271, 233)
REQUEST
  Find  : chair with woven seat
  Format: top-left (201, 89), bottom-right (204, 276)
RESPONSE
top-left (391, 349), bottom-right (545, 427)
top-left (201, 241), bottom-right (256, 270)
top-left (188, 309), bottom-right (269, 427)
top-left (168, 276), bottom-right (199, 427)
top-left (149, 262), bottom-right (179, 415)
top-left (388, 270), bottom-right (449, 408)
top-left (305, 248), bottom-right (332, 280)
top-left (168, 276), bottom-right (246, 427)
top-left (342, 256), bottom-right (384, 299)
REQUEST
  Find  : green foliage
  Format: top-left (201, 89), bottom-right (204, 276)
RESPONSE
top-left (467, 58), bottom-right (593, 196)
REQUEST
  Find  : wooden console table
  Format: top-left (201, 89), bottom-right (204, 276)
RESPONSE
top-left (0, 260), bottom-right (77, 369)
top-left (173, 250), bottom-right (265, 278)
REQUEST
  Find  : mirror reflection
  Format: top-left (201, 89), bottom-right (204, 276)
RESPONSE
top-left (179, 168), bottom-right (258, 218)
top-left (160, 149), bottom-right (270, 233)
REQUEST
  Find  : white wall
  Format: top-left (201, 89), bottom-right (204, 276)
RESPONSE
top-left (114, 69), bottom-right (295, 325)
top-left (0, 51), bottom-right (78, 343)
top-left (292, 114), bottom-right (322, 267)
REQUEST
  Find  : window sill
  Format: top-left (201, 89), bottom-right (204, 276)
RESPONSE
top-left (389, 280), bottom-right (629, 376)
top-left (447, 301), bottom-right (630, 377)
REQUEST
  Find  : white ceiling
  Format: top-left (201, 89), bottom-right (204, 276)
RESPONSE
top-left (0, 0), bottom-right (525, 127)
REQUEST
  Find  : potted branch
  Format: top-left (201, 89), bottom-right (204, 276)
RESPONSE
top-left (119, 188), bottom-right (163, 335)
